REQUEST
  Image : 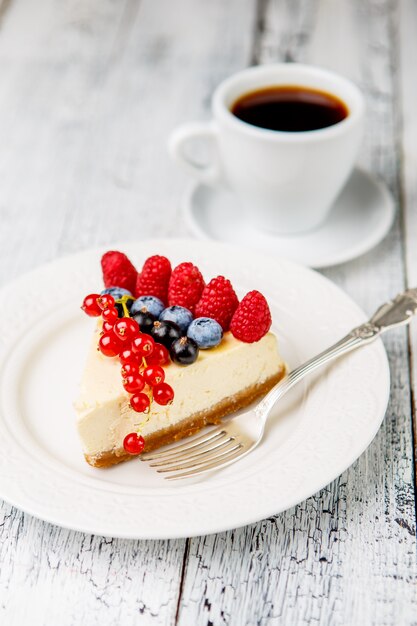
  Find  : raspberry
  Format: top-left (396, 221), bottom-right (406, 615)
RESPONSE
top-left (101, 251), bottom-right (138, 294)
top-left (135, 255), bottom-right (172, 304)
top-left (195, 276), bottom-right (238, 331)
top-left (168, 262), bottom-right (205, 314)
top-left (230, 290), bottom-right (272, 343)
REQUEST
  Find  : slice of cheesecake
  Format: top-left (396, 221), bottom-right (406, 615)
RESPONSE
top-left (75, 326), bottom-right (286, 468)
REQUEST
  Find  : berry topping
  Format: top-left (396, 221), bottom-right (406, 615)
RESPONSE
top-left (230, 290), bottom-right (272, 343)
top-left (125, 296), bottom-right (135, 309)
top-left (131, 333), bottom-right (155, 357)
top-left (131, 295), bottom-right (165, 318)
top-left (113, 318), bottom-right (140, 341)
top-left (132, 310), bottom-right (157, 335)
top-left (121, 361), bottom-right (139, 377)
top-left (101, 251), bottom-right (138, 294)
top-left (98, 332), bottom-right (123, 357)
top-left (143, 365), bottom-right (165, 386)
top-left (160, 306), bottom-right (193, 333)
top-left (151, 320), bottom-right (182, 348)
top-left (153, 382), bottom-right (175, 406)
top-left (195, 276), bottom-right (239, 331)
top-left (114, 296), bottom-right (135, 319)
top-left (97, 294), bottom-right (115, 311)
top-left (146, 343), bottom-right (171, 366)
top-left (122, 373), bottom-right (145, 393)
top-left (102, 320), bottom-right (115, 333)
top-left (119, 347), bottom-right (139, 364)
top-left (81, 294), bottom-right (102, 317)
top-left (168, 262), bottom-right (205, 314)
top-left (170, 336), bottom-right (199, 365)
top-left (114, 302), bottom-right (124, 318)
top-left (130, 393), bottom-right (151, 413)
top-left (123, 432), bottom-right (145, 454)
top-left (102, 307), bottom-right (119, 324)
top-left (187, 317), bottom-right (223, 349)
top-left (101, 287), bottom-right (132, 300)
top-left (135, 256), bottom-right (172, 304)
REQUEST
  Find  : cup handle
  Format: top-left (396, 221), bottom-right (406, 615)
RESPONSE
top-left (168, 121), bottom-right (222, 186)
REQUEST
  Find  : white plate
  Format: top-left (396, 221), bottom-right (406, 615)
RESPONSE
top-left (183, 169), bottom-right (395, 268)
top-left (0, 239), bottom-right (390, 539)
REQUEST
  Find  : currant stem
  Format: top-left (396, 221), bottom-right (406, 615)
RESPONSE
top-left (135, 388), bottom-right (153, 434)
top-left (118, 295), bottom-right (133, 318)
top-left (136, 413), bottom-right (151, 432)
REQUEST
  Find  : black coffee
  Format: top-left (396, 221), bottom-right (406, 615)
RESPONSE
top-left (231, 85), bottom-right (348, 132)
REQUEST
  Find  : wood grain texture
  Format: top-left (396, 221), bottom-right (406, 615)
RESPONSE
top-left (0, 1), bottom-right (255, 625)
top-left (177, 1), bottom-right (417, 624)
top-left (0, 501), bottom-right (185, 625)
top-left (0, 0), bottom-right (416, 625)
top-left (0, 0), bottom-right (254, 283)
top-left (399, 0), bottom-right (417, 481)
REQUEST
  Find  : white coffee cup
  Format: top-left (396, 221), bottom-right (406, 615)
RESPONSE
top-left (169, 64), bottom-right (365, 234)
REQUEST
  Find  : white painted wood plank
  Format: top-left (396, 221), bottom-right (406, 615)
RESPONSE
top-left (0, 501), bottom-right (185, 626)
top-left (52, 0), bottom-right (256, 255)
top-left (0, 0), bottom-right (258, 625)
top-left (0, 0), bottom-right (256, 282)
top-left (0, 0), bottom-right (141, 285)
top-left (177, 1), bottom-right (417, 624)
top-left (399, 0), bottom-right (417, 472)
top-left (253, 0), bottom-right (317, 64)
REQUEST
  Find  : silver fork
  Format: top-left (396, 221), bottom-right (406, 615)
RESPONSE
top-left (141, 288), bottom-right (417, 480)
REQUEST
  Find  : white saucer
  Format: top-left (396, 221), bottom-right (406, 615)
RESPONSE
top-left (183, 168), bottom-right (395, 268)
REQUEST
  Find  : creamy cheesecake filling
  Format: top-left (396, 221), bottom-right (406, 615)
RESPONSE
top-left (84, 372), bottom-right (285, 468)
top-left (75, 327), bottom-right (285, 460)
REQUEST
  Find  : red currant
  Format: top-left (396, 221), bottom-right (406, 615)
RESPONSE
top-left (98, 332), bottom-right (123, 357)
top-left (123, 373), bottom-right (145, 393)
top-left (146, 343), bottom-right (170, 366)
top-left (102, 320), bottom-right (114, 333)
top-left (119, 347), bottom-right (139, 365)
top-left (81, 294), bottom-right (101, 317)
top-left (97, 294), bottom-right (115, 311)
top-left (102, 307), bottom-right (119, 323)
top-left (143, 365), bottom-right (165, 387)
top-left (130, 393), bottom-right (151, 413)
top-left (123, 432), bottom-right (145, 455)
top-left (113, 318), bottom-right (140, 341)
top-left (121, 361), bottom-right (139, 377)
top-left (153, 382), bottom-right (174, 406)
top-left (131, 334), bottom-right (155, 357)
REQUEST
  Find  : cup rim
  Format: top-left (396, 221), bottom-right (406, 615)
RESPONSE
top-left (213, 63), bottom-right (365, 142)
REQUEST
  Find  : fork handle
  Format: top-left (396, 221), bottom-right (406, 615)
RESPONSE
top-left (256, 323), bottom-right (380, 416)
top-left (256, 286), bottom-right (417, 417)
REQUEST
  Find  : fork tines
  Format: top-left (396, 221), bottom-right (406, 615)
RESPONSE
top-left (140, 427), bottom-right (245, 480)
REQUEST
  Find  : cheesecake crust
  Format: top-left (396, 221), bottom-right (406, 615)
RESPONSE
top-left (85, 366), bottom-right (286, 468)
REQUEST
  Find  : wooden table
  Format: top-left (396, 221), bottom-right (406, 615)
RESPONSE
top-left (0, 1), bottom-right (416, 624)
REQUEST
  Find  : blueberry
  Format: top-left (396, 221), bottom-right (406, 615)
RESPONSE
top-left (187, 317), bottom-right (223, 349)
top-left (131, 296), bottom-right (165, 318)
top-left (159, 306), bottom-right (193, 334)
top-left (132, 311), bottom-right (156, 334)
top-left (101, 287), bottom-right (132, 299)
top-left (170, 337), bottom-right (199, 366)
top-left (151, 320), bottom-right (182, 348)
